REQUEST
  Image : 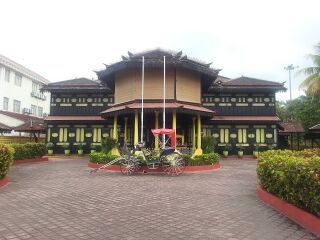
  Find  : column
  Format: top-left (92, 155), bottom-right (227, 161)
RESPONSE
top-left (192, 117), bottom-right (196, 150)
top-left (172, 110), bottom-right (177, 133)
top-left (134, 112), bottom-right (139, 145)
top-left (124, 117), bottom-right (128, 144)
top-left (193, 113), bottom-right (203, 156)
top-left (112, 114), bottom-right (120, 155)
top-left (155, 111), bottom-right (159, 150)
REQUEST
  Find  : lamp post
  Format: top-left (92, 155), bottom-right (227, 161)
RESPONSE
top-left (284, 64), bottom-right (299, 101)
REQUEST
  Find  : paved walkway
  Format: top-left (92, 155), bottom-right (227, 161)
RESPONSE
top-left (0, 159), bottom-right (317, 240)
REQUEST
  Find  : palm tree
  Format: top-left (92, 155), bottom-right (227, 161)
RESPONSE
top-left (299, 42), bottom-right (320, 99)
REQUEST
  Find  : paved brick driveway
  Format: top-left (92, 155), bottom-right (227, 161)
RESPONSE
top-left (0, 159), bottom-right (317, 240)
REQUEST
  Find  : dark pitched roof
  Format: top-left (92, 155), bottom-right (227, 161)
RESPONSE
top-left (0, 110), bottom-right (43, 122)
top-left (211, 116), bottom-right (280, 122)
top-left (101, 102), bottom-right (214, 117)
top-left (279, 122), bottom-right (305, 133)
top-left (41, 78), bottom-right (112, 92)
top-left (210, 76), bottom-right (286, 92)
top-left (309, 123), bottom-right (320, 131)
top-left (0, 122), bottom-right (11, 132)
top-left (96, 49), bottom-right (220, 81)
top-left (224, 76), bottom-right (285, 87)
top-left (14, 120), bottom-right (45, 133)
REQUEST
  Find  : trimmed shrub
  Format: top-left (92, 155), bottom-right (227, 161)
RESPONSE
top-left (257, 149), bottom-right (320, 217)
top-left (202, 136), bottom-right (217, 154)
top-left (186, 153), bottom-right (220, 166)
top-left (89, 152), bottom-right (119, 164)
top-left (0, 144), bottom-right (14, 179)
top-left (9, 143), bottom-right (46, 160)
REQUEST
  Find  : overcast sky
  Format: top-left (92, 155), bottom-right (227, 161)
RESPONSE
top-left (1, 0), bottom-right (319, 101)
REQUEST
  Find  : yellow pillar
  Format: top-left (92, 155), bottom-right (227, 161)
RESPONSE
top-left (193, 113), bottom-right (203, 156)
top-left (124, 117), bottom-right (128, 144)
top-left (112, 114), bottom-right (120, 155)
top-left (192, 117), bottom-right (196, 150)
top-left (134, 112), bottom-right (139, 145)
top-left (155, 111), bottom-right (159, 150)
top-left (172, 110), bottom-right (176, 133)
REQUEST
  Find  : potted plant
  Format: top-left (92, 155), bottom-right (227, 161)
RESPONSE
top-left (253, 144), bottom-right (260, 158)
top-left (237, 145), bottom-right (244, 158)
top-left (77, 143), bottom-right (85, 156)
top-left (46, 142), bottom-right (54, 155)
top-left (223, 143), bottom-right (231, 157)
top-left (61, 143), bottom-right (70, 155)
top-left (90, 143), bottom-right (96, 153)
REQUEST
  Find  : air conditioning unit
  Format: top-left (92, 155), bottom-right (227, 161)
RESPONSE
top-left (23, 108), bottom-right (32, 114)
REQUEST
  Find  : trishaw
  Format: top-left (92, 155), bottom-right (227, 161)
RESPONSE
top-left (119, 128), bottom-right (185, 176)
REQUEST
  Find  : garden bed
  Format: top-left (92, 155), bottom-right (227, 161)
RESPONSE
top-left (13, 157), bottom-right (48, 165)
top-left (257, 185), bottom-right (320, 237)
top-left (88, 162), bottom-right (220, 172)
top-left (0, 176), bottom-right (9, 188)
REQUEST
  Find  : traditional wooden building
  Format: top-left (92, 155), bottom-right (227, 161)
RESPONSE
top-left (43, 49), bottom-right (286, 154)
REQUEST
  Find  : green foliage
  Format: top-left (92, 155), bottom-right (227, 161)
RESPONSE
top-left (257, 149), bottom-right (320, 217)
top-left (224, 143), bottom-right (232, 151)
top-left (0, 144), bottom-right (14, 179)
top-left (276, 96), bottom-right (320, 129)
top-left (101, 137), bottom-right (118, 154)
top-left (202, 136), bottom-right (217, 154)
top-left (89, 152), bottom-right (119, 164)
top-left (187, 153), bottom-right (220, 166)
top-left (61, 143), bottom-right (70, 150)
top-left (9, 143), bottom-right (46, 160)
top-left (299, 42), bottom-right (320, 99)
top-left (76, 143), bottom-right (85, 150)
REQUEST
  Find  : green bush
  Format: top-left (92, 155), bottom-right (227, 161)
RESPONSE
top-left (9, 143), bottom-right (46, 160)
top-left (257, 149), bottom-right (320, 217)
top-left (186, 152), bottom-right (220, 166)
top-left (101, 137), bottom-right (118, 154)
top-left (0, 144), bottom-right (14, 179)
top-left (202, 136), bottom-right (217, 154)
top-left (89, 152), bottom-right (119, 164)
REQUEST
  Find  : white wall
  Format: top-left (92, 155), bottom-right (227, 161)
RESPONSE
top-left (0, 65), bottom-right (50, 117)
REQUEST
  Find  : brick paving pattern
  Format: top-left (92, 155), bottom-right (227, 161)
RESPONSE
top-left (0, 158), bottom-right (318, 240)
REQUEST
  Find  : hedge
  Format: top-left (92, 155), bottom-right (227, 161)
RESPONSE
top-left (0, 144), bottom-right (14, 180)
top-left (257, 149), bottom-right (320, 217)
top-left (183, 152), bottom-right (220, 166)
top-left (89, 152), bottom-right (119, 164)
top-left (9, 143), bottom-right (46, 160)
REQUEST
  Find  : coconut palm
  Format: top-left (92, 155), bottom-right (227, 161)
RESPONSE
top-left (299, 42), bottom-right (320, 99)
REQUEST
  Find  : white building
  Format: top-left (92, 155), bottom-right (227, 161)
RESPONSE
top-left (0, 54), bottom-right (50, 117)
top-left (0, 54), bottom-right (50, 136)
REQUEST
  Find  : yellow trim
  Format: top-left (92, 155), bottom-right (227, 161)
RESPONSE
top-left (192, 117), bottom-right (196, 150)
top-left (155, 112), bottom-right (159, 150)
top-left (134, 112), bottom-right (138, 145)
top-left (124, 117), bottom-right (128, 144)
top-left (76, 128), bottom-right (80, 142)
top-left (172, 110), bottom-right (176, 133)
top-left (47, 128), bottom-right (51, 142)
top-left (113, 114), bottom-right (118, 140)
top-left (63, 128), bottom-right (68, 142)
top-left (195, 113), bottom-right (202, 155)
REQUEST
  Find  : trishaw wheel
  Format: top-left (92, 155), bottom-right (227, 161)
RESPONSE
top-left (162, 153), bottom-right (185, 176)
top-left (120, 159), bottom-right (136, 175)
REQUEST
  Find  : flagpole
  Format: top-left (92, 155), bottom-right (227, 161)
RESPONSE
top-left (163, 56), bottom-right (166, 148)
top-left (141, 56), bottom-right (144, 144)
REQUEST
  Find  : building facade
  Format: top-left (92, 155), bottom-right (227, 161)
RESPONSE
top-left (0, 55), bottom-right (50, 136)
top-left (0, 55), bottom-right (50, 119)
top-left (43, 49), bottom-right (286, 154)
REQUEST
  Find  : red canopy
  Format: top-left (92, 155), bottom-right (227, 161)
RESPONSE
top-left (151, 128), bottom-right (176, 148)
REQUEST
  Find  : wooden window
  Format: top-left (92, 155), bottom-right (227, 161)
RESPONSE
top-left (238, 129), bottom-right (247, 143)
top-left (93, 128), bottom-right (102, 143)
top-left (59, 128), bottom-right (68, 142)
top-left (203, 128), bottom-right (211, 137)
top-left (76, 128), bottom-right (85, 142)
top-left (256, 129), bottom-right (265, 143)
top-left (220, 129), bottom-right (229, 143)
